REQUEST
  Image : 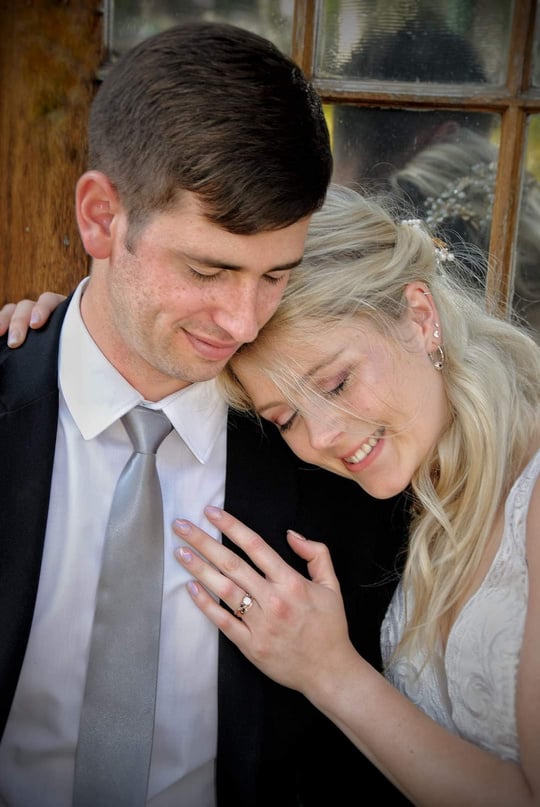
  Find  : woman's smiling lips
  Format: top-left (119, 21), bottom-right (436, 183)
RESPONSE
top-left (342, 427), bottom-right (386, 469)
top-left (184, 330), bottom-right (241, 361)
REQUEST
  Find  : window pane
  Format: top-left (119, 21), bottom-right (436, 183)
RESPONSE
top-left (532, 2), bottom-right (540, 86)
top-left (330, 105), bottom-right (500, 291)
top-left (513, 115), bottom-right (540, 343)
top-left (315, 0), bottom-right (513, 85)
top-left (110, 0), bottom-right (294, 57)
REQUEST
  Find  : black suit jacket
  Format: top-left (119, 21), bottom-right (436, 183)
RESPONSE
top-left (0, 299), bottom-right (411, 805)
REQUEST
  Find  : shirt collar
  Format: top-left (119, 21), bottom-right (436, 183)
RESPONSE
top-left (59, 279), bottom-right (228, 463)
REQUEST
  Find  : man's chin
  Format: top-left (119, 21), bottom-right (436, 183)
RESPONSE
top-left (181, 358), bottom-right (230, 384)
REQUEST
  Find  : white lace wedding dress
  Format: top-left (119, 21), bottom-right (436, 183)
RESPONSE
top-left (380, 450), bottom-right (539, 762)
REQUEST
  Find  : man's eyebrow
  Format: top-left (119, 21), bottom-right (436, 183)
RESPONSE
top-left (256, 349), bottom-right (344, 416)
top-left (177, 251), bottom-right (303, 273)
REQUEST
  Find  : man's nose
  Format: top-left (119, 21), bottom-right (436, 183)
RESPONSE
top-left (215, 283), bottom-right (262, 345)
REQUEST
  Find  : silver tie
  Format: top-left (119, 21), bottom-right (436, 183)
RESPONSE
top-left (73, 406), bottom-right (172, 807)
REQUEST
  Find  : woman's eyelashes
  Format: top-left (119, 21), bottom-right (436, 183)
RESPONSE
top-left (273, 372), bottom-right (352, 434)
top-left (324, 373), bottom-right (350, 397)
top-left (317, 367), bottom-right (352, 399)
top-left (277, 411), bottom-right (298, 433)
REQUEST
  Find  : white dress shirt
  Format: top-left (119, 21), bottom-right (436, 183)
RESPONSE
top-left (0, 279), bottom-right (228, 807)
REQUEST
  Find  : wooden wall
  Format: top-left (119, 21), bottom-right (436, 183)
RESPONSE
top-left (0, 0), bottom-right (104, 304)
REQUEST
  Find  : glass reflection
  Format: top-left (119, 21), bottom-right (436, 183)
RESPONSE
top-left (514, 116), bottom-right (540, 343)
top-left (326, 7), bottom-right (508, 293)
top-left (110, 0), bottom-right (293, 57)
top-left (315, 0), bottom-right (512, 85)
top-left (331, 103), bottom-right (499, 291)
top-left (533, 3), bottom-right (540, 86)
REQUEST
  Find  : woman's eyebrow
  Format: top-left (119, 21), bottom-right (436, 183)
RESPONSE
top-left (257, 400), bottom-right (287, 416)
top-left (302, 348), bottom-right (344, 381)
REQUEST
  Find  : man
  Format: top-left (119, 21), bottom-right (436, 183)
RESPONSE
top-left (0, 21), bottom-right (409, 806)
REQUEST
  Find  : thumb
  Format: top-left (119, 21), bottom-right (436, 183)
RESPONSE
top-left (287, 530), bottom-right (341, 591)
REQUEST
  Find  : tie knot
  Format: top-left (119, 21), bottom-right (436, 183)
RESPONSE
top-left (122, 406), bottom-right (172, 455)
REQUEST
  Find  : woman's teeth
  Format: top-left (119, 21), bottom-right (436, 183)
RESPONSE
top-left (344, 427), bottom-right (385, 464)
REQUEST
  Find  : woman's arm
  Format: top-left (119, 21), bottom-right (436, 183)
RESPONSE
top-left (0, 292), bottom-right (66, 346)
top-left (173, 505), bottom-right (540, 807)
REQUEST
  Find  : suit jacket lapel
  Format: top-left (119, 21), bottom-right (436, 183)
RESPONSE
top-left (217, 411), bottom-right (299, 804)
top-left (0, 299), bottom-right (70, 736)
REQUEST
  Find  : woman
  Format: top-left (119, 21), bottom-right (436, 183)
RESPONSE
top-left (172, 186), bottom-right (540, 804)
top-left (3, 186), bottom-right (540, 803)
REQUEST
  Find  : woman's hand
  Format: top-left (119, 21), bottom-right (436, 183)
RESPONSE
top-left (173, 506), bottom-right (357, 698)
top-left (0, 292), bottom-right (67, 347)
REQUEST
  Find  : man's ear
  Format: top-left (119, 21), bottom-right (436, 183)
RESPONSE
top-left (403, 282), bottom-right (442, 353)
top-left (76, 171), bottom-right (121, 259)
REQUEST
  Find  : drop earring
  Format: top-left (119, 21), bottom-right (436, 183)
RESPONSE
top-left (429, 344), bottom-right (445, 370)
top-left (428, 320), bottom-right (445, 369)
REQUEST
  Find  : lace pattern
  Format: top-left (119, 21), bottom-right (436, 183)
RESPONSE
top-left (380, 450), bottom-right (539, 762)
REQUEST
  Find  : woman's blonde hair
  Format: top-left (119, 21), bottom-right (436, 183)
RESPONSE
top-left (218, 184), bottom-right (540, 658)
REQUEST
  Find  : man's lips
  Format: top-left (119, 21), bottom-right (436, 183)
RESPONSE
top-left (184, 330), bottom-right (240, 361)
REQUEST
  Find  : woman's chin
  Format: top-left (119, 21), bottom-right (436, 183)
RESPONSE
top-left (351, 474), bottom-right (409, 501)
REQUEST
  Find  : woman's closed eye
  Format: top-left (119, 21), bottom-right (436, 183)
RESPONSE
top-left (277, 411), bottom-right (298, 434)
top-left (268, 373), bottom-right (352, 434)
top-left (313, 368), bottom-right (352, 400)
top-left (324, 376), bottom-right (349, 397)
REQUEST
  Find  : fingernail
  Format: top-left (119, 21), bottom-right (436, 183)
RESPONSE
top-left (204, 505), bottom-right (222, 519)
top-left (176, 546), bottom-right (193, 563)
top-left (174, 519), bottom-right (191, 534)
top-left (187, 581), bottom-right (199, 597)
top-left (7, 330), bottom-right (21, 347)
top-left (30, 311), bottom-right (41, 327)
top-left (287, 529), bottom-right (307, 540)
